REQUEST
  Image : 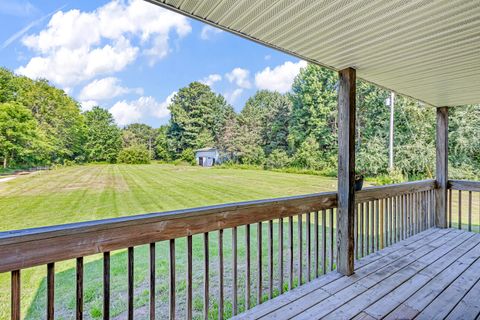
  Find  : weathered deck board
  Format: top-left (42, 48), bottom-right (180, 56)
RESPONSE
top-left (233, 229), bottom-right (439, 320)
top-left (233, 228), bottom-right (480, 320)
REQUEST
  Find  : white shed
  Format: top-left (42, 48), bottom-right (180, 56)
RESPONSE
top-left (195, 148), bottom-right (219, 167)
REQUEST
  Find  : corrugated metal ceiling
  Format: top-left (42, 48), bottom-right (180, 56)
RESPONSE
top-left (147, 0), bottom-right (480, 107)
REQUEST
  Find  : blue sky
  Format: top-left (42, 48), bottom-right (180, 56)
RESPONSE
top-left (0, 0), bottom-right (306, 127)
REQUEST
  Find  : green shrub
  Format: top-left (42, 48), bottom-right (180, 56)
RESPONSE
top-left (292, 135), bottom-right (323, 170)
top-left (180, 148), bottom-right (196, 165)
top-left (117, 145), bottom-right (150, 164)
top-left (240, 146), bottom-right (265, 165)
top-left (265, 150), bottom-right (291, 169)
top-left (370, 168), bottom-right (405, 185)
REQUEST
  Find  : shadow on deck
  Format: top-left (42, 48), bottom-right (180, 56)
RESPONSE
top-left (235, 228), bottom-right (480, 320)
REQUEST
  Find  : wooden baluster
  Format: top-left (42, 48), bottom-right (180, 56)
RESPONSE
top-left (423, 192), bottom-right (427, 230)
top-left (413, 193), bottom-right (417, 235)
top-left (448, 189), bottom-right (452, 228)
top-left (76, 257), bottom-right (83, 320)
top-left (321, 210), bottom-right (326, 275)
top-left (232, 227), bottom-right (238, 315)
top-left (459, 190), bottom-right (462, 230)
top-left (468, 191), bottom-right (472, 232)
top-left (257, 222), bottom-right (262, 304)
top-left (420, 192), bottom-right (423, 231)
top-left (419, 192), bottom-right (424, 231)
top-left (430, 190), bottom-right (435, 228)
top-left (404, 194), bottom-right (407, 236)
top-left (426, 191), bottom-right (430, 228)
top-left (360, 203), bottom-right (364, 257)
top-left (405, 194), bottom-right (409, 237)
top-left (410, 193), bottom-right (414, 236)
top-left (278, 218), bottom-right (284, 294)
top-left (218, 229), bottom-right (224, 320)
top-left (288, 216), bottom-right (294, 288)
top-left (409, 194), bottom-right (414, 235)
top-left (306, 213), bottom-right (311, 282)
top-left (399, 195), bottom-right (403, 238)
top-left (389, 196), bottom-right (394, 243)
top-left (365, 201), bottom-right (370, 255)
top-left (370, 201), bottom-right (375, 252)
top-left (415, 193), bottom-right (422, 233)
top-left (355, 204), bottom-right (358, 259)
top-left (245, 225), bottom-right (251, 309)
top-left (186, 237), bottom-right (192, 320)
top-left (375, 200), bottom-right (380, 251)
top-left (11, 270), bottom-right (20, 320)
top-left (104, 252), bottom-right (110, 320)
top-left (128, 247), bottom-right (134, 320)
top-left (380, 199), bottom-right (384, 249)
top-left (149, 243), bottom-right (155, 320)
top-left (297, 214), bottom-right (302, 285)
top-left (203, 233), bottom-right (209, 319)
top-left (417, 192), bottom-right (421, 231)
top-left (47, 262), bottom-right (55, 320)
top-left (393, 197), bottom-right (397, 242)
top-left (427, 191), bottom-right (430, 228)
top-left (268, 220), bottom-right (273, 299)
top-left (314, 212), bottom-right (319, 278)
top-left (329, 209), bottom-right (334, 271)
top-left (169, 240), bottom-right (175, 320)
top-left (407, 193), bottom-right (411, 236)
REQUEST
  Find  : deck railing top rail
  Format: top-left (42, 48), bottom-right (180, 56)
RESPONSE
top-left (448, 179), bottom-right (480, 192)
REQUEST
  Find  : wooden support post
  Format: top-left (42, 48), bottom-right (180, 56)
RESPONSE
top-left (435, 107), bottom-right (448, 228)
top-left (337, 67), bottom-right (356, 276)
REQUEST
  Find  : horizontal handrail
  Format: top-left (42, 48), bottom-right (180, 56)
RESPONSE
top-left (448, 179), bottom-right (480, 192)
top-left (0, 192), bottom-right (337, 272)
top-left (356, 179), bottom-right (436, 202)
top-left (0, 179), bottom-right (436, 273)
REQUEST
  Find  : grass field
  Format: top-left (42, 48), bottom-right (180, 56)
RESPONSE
top-left (0, 164), bottom-right (337, 319)
top-left (0, 164), bottom-right (478, 319)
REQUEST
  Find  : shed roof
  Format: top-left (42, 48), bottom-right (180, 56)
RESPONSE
top-left (148, 0), bottom-right (480, 107)
top-left (195, 148), bottom-right (218, 153)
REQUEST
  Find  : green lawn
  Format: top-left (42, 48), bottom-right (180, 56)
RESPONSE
top-left (0, 164), bottom-right (337, 320)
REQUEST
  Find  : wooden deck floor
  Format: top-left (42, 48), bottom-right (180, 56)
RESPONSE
top-left (235, 228), bottom-right (480, 320)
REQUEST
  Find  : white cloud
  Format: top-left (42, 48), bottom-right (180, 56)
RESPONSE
top-left (200, 25), bottom-right (223, 40)
top-left (16, 38), bottom-right (138, 87)
top-left (224, 88), bottom-right (243, 104)
top-left (16, 0), bottom-right (191, 87)
top-left (80, 100), bottom-right (98, 112)
top-left (255, 60), bottom-right (307, 93)
top-left (110, 100), bottom-right (142, 126)
top-left (109, 93), bottom-right (175, 126)
top-left (200, 74), bottom-right (222, 87)
top-left (226, 67), bottom-right (251, 89)
top-left (79, 77), bottom-right (142, 101)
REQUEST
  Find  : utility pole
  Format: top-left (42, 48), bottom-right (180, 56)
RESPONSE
top-left (389, 92), bottom-right (395, 171)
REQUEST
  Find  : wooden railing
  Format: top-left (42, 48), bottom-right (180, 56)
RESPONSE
top-left (355, 179), bottom-right (436, 258)
top-left (0, 180), bottom-right (436, 320)
top-left (448, 180), bottom-right (480, 232)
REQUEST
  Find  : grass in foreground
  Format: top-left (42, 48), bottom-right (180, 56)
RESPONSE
top-left (0, 164), bottom-right (337, 319)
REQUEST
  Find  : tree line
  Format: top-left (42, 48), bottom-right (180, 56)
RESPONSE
top-left (1, 66), bottom-right (478, 180)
